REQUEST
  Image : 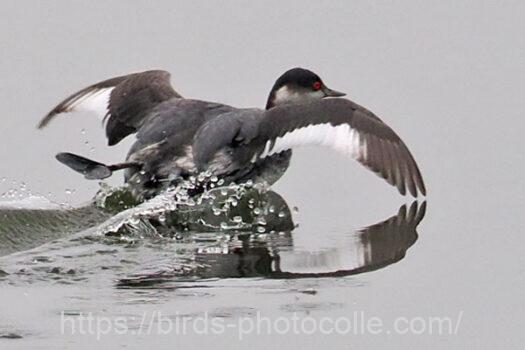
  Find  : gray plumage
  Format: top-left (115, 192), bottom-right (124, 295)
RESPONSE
top-left (123, 102), bottom-right (292, 198)
top-left (123, 99), bottom-right (238, 197)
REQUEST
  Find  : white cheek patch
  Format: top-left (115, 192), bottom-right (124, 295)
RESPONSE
top-left (273, 85), bottom-right (325, 106)
top-left (273, 86), bottom-right (295, 104)
top-left (66, 87), bottom-right (114, 122)
top-left (259, 123), bottom-right (366, 160)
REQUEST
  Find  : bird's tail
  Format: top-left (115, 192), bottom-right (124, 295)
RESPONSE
top-left (55, 152), bottom-right (139, 180)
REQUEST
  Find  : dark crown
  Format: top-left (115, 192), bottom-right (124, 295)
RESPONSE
top-left (272, 67), bottom-right (321, 90)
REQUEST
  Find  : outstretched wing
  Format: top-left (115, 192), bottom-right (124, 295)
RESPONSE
top-left (38, 70), bottom-right (182, 145)
top-left (194, 99), bottom-right (426, 197)
top-left (255, 99), bottom-right (426, 196)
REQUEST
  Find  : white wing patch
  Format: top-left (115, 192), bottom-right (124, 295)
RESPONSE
top-left (64, 87), bottom-right (114, 121)
top-left (259, 123), bottom-right (366, 160)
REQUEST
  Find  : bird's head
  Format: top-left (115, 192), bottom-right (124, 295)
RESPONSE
top-left (266, 67), bottom-right (345, 109)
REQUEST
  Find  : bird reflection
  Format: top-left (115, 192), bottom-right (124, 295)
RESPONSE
top-left (192, 201), bottom-right (425, 279)
top-left (118, 197), bottom-right (426, 288)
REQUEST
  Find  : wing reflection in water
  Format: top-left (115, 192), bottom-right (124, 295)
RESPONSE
top-left (118, 201), bottom-right (426, 288)
top-left (272, 202), bottom-right (426, 278)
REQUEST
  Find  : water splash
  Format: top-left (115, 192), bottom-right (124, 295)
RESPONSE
top-left (90, 180), bottom-right (287, 236)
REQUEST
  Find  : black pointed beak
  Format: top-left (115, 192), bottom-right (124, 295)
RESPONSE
top-left (321, 85), bottom-right (346, 98)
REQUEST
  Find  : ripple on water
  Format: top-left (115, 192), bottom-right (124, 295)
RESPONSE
top-left (279, 302), bottom-right (345, 313)
top-left (0, 332), bottom-right (23, 339)
top-left (209, 306), bottom-right (258, 318)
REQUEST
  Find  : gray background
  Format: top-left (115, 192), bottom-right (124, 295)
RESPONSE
top-left (0, 1), bottom-right (524, 349)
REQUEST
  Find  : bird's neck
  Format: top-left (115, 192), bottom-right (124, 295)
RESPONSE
top-left (265, 90), bottom-right (279, 110)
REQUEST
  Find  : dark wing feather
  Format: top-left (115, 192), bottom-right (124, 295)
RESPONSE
top-left (105, 70), bottom-right (181, 145)
top-left (39, 70), bottom-right (182, 145)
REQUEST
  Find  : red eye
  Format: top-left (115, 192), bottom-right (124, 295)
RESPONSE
top-left (313, 81), bottom-right (322, 90)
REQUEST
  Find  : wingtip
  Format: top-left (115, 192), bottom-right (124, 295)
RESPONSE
top-left (411, 178), bottom-right (427, 198)
top-left (37, 113), bottom-right (53, 129)
top-left (38, 107), bottom-right (64, 129)
top-left (419, 182), bottom-right (427, 197)
top-left (414, 200), bottom-right (427, 225)
top-left (403, 179), bottom-right (426, 198)
top-left (407, 184), bottom-right (418, 197)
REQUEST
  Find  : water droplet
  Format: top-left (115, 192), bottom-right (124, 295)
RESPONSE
top-left (293, 206), bottom-right (299, 214)
top-left (278, 211), bottom-right (286, 218)
top-left (210, 175), bottom-right (218, 183)
top-left (232, 216), bottom-right (243, 223)
top-left (128, 216), bottom-right (140, 225)
top-left (257, 226), bottom-right (266, 233)
top-left (269, 206), bottom-right (275, 213)
top-left (256, 218), bottom-right (267, 226)
top-left (80, 128), bottom-right (86, 135)
top-left (217, 179), bottom-right (225, 186)
top-left (220, 222), bottom-right (228, 230)
top-left (65, 188), bottom-right (75, 195)
top-left (158, 214), bottom-right (166, 223)
top-left (253, 207), bottom-right (262, 215)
